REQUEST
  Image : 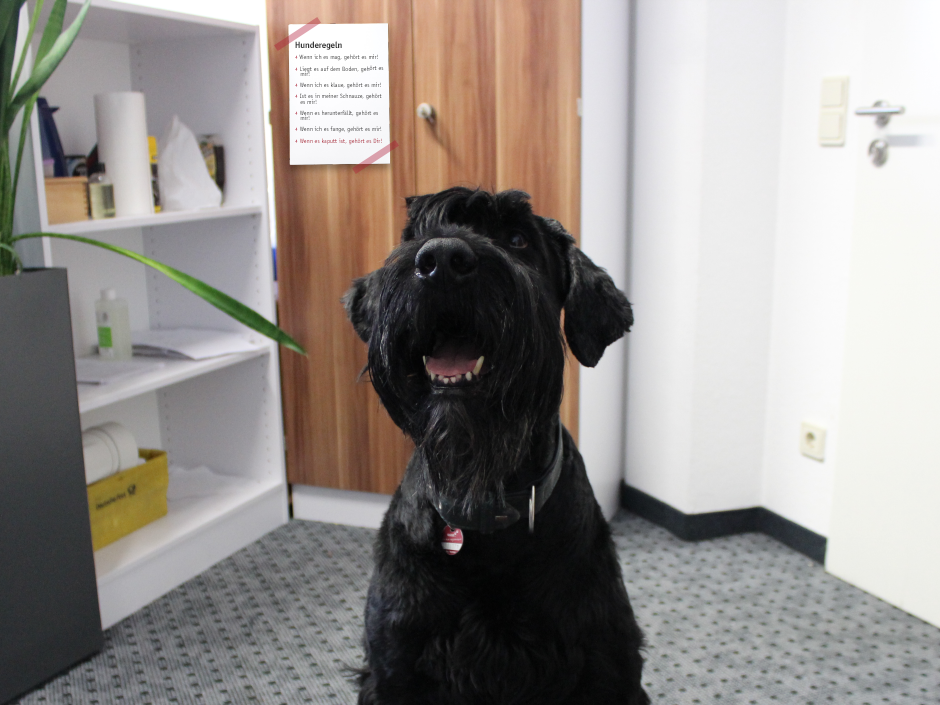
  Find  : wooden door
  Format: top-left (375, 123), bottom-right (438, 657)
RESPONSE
top-left (493, 0), bottom-right (581, 435)
top-left (412, 0), bottom-right (582, 436)
top-left (267, 0), bottom-right (416, 495)
top-left (268, 0), bottom-right (581, 493)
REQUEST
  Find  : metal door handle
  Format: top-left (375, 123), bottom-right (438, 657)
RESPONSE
top-left (855, 100), bottom-right (906, 127)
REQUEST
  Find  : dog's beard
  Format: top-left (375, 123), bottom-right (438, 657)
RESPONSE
top-left (419, 394), bottom-right (536, 514)
top-left (366, 239), bottom-right (567, 514)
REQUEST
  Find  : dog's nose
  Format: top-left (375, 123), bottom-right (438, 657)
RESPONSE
top-left (415, 238), bottom-right (478, 284)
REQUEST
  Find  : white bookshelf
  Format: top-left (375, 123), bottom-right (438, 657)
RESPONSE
top-left (26, 0), bottom-right (288, 629)
top-left (77, 348), bottom-right (269, 413)
top-left (48, 204), bottom-right (263, 236)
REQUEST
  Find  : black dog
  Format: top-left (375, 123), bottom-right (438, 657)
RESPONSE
top-left (344, 188), bottom-right (649, 704)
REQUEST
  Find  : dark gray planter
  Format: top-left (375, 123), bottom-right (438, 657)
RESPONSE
top-left (0, 269), bottom-right (102, 704)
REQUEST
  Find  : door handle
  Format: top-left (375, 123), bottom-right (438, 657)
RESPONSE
top-left (855, 100), bottom-right (906, 127)
top-left (417, 103), bottom-right (436, 124)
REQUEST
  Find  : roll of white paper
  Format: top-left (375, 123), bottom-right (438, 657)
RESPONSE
top-left (97, 422), bottom-right (139, 471)
top-left (94, 92), bottom-right (154, 217)
top-left (82, 422), bottom-right (140, 485)
top-left (82, 431), bottom-right (117, 485)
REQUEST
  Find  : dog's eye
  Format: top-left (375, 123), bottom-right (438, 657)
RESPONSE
top-left (508, 232), bottom-right (528, 249)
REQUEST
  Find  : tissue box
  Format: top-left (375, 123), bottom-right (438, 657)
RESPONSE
top-left (86, 449), bottom-right (168, 551)
top-left (44, 177), bottom-right (89, 224)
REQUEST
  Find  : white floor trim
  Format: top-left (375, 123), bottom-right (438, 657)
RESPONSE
top-left (291, 484), bottom-right (392, 530)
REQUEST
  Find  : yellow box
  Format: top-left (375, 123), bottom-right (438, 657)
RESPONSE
top-left (87, 449), bottom-right (168, 551)
top-left (44, 176), bottom-right (90, 224)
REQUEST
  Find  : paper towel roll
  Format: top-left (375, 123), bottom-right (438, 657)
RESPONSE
top-left (83, 432), bottom-right (117, 485)
top-left (94, 92), bottom-right (154, 217)
top-left (97, 422), bottom-right (139, 471)
top-left (82, 422), bottom-right (140, 485)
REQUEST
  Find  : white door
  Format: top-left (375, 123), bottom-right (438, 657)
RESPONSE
top-left (826, 1), bottom-right (940, 628)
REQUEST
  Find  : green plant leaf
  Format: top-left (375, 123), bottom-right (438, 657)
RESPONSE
top-left (6, 0), bottom-right (89, 132)
top-left (12, 93), bottom-right (36, 203)
top-left (0, 0), bottom-right (25, 49)
top-left (9, 0), bottom-right (41, 101)
top-left (12, 232), bottom-right (306, 355)
top-left (0, 241), bottom-right (22, 271)
top-left (35, 0), bottom-right (65, 64)
top-left (0, 1), bottom-right (27, 133)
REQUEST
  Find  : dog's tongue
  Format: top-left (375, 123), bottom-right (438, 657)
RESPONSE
top-left (426, 340), bottom-right (479, 377)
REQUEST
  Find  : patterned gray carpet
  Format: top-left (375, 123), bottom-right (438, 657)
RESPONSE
top-left (16, 513), bottom-right (940, 704)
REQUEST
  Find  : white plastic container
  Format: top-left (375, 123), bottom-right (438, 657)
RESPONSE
top-left (96, 288), bottom-right (132, 360)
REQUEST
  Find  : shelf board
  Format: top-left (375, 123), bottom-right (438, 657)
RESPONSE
top-left (45, 0), bottom-right (255, 44)
top-left (46, 205), bottom-right (262, 236)
top-left (94, 476), bottom-right (281, 584)
top-left (78, 348), bottom-right (268, 413)
top-left (94, 477), bottom-right (287, 628)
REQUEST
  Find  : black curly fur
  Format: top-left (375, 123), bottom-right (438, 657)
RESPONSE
top-left (344, 188), bottom-right (647, 704)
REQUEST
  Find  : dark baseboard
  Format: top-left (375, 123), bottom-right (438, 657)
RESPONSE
top-left (620, 482), bottom-right (827, 564)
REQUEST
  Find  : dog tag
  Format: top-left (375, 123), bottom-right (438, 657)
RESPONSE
top-left (441, 526), bottom-right (464, 555)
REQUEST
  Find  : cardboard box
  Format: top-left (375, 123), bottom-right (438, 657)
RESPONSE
top-left (45, 176), bottom-right (89, 224)
top-left (86, 449), bottom-right (168, 551)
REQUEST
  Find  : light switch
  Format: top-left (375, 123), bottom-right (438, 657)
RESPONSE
top-left (819, 112), bottom-right (844, 142)
top-left (819, 76), bottom-right (849, 146)
top-left (820, 77), bottom-right (847, 108)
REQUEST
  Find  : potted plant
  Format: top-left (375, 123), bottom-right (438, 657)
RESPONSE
top-left (0, 3), bottom-right (302, 702)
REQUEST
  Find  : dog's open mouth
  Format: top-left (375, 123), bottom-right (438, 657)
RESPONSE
top-left (423, 337), bottom-right (486, 386)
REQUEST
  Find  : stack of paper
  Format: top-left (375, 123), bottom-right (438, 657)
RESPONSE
top-left (131, 328), bottom-right (264, 360)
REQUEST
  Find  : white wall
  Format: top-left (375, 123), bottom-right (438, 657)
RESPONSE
top-left (626, 0), bottom-right (786, 515)
top-left (579, 0), bottom-right (631, 520)
top-left (760, 0), bottom-right (863, 536)
top-left (626, 0), bottom-right (896, 538)
top-left (626, 0), bottom-right (706, 513)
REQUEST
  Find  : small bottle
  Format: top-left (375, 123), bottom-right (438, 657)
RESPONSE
top-left (88, 163), bottom-right (116, 219)
top-left (96, 288), bottom-right (132, 361)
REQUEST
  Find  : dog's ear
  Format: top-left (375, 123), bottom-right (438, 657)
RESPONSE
top-left (343, 271), bottom-right (381, 343)
top-left (542, 218), bottom-right (633, 368)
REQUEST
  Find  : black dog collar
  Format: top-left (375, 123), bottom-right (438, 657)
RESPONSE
top-left (431, 417), bottom-right (565, 534)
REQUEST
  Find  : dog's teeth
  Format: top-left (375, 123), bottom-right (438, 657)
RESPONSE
top-left (423, 356), bottom-right (427, 365)
top-left (473, 356), bottom-right (484, 375)
top-left (465, 372), bottom-right (473, 381)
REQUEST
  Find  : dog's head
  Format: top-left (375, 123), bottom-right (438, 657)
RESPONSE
top-left (344, 187), bottom-right (632, 513)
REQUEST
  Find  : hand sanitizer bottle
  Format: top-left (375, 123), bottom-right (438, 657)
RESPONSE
top-left (96, 288), bottom-right (132, 360)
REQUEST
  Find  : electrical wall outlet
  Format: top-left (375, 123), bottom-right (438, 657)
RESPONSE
top-left (800, 422), bottom-right (827, 461)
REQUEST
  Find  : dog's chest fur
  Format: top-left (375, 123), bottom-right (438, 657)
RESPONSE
top-left (362, 439), bottom-right (645, 704)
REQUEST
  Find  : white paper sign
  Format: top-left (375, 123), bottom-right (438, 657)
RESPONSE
top-left (288, 24), bottom-right (390, 165)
